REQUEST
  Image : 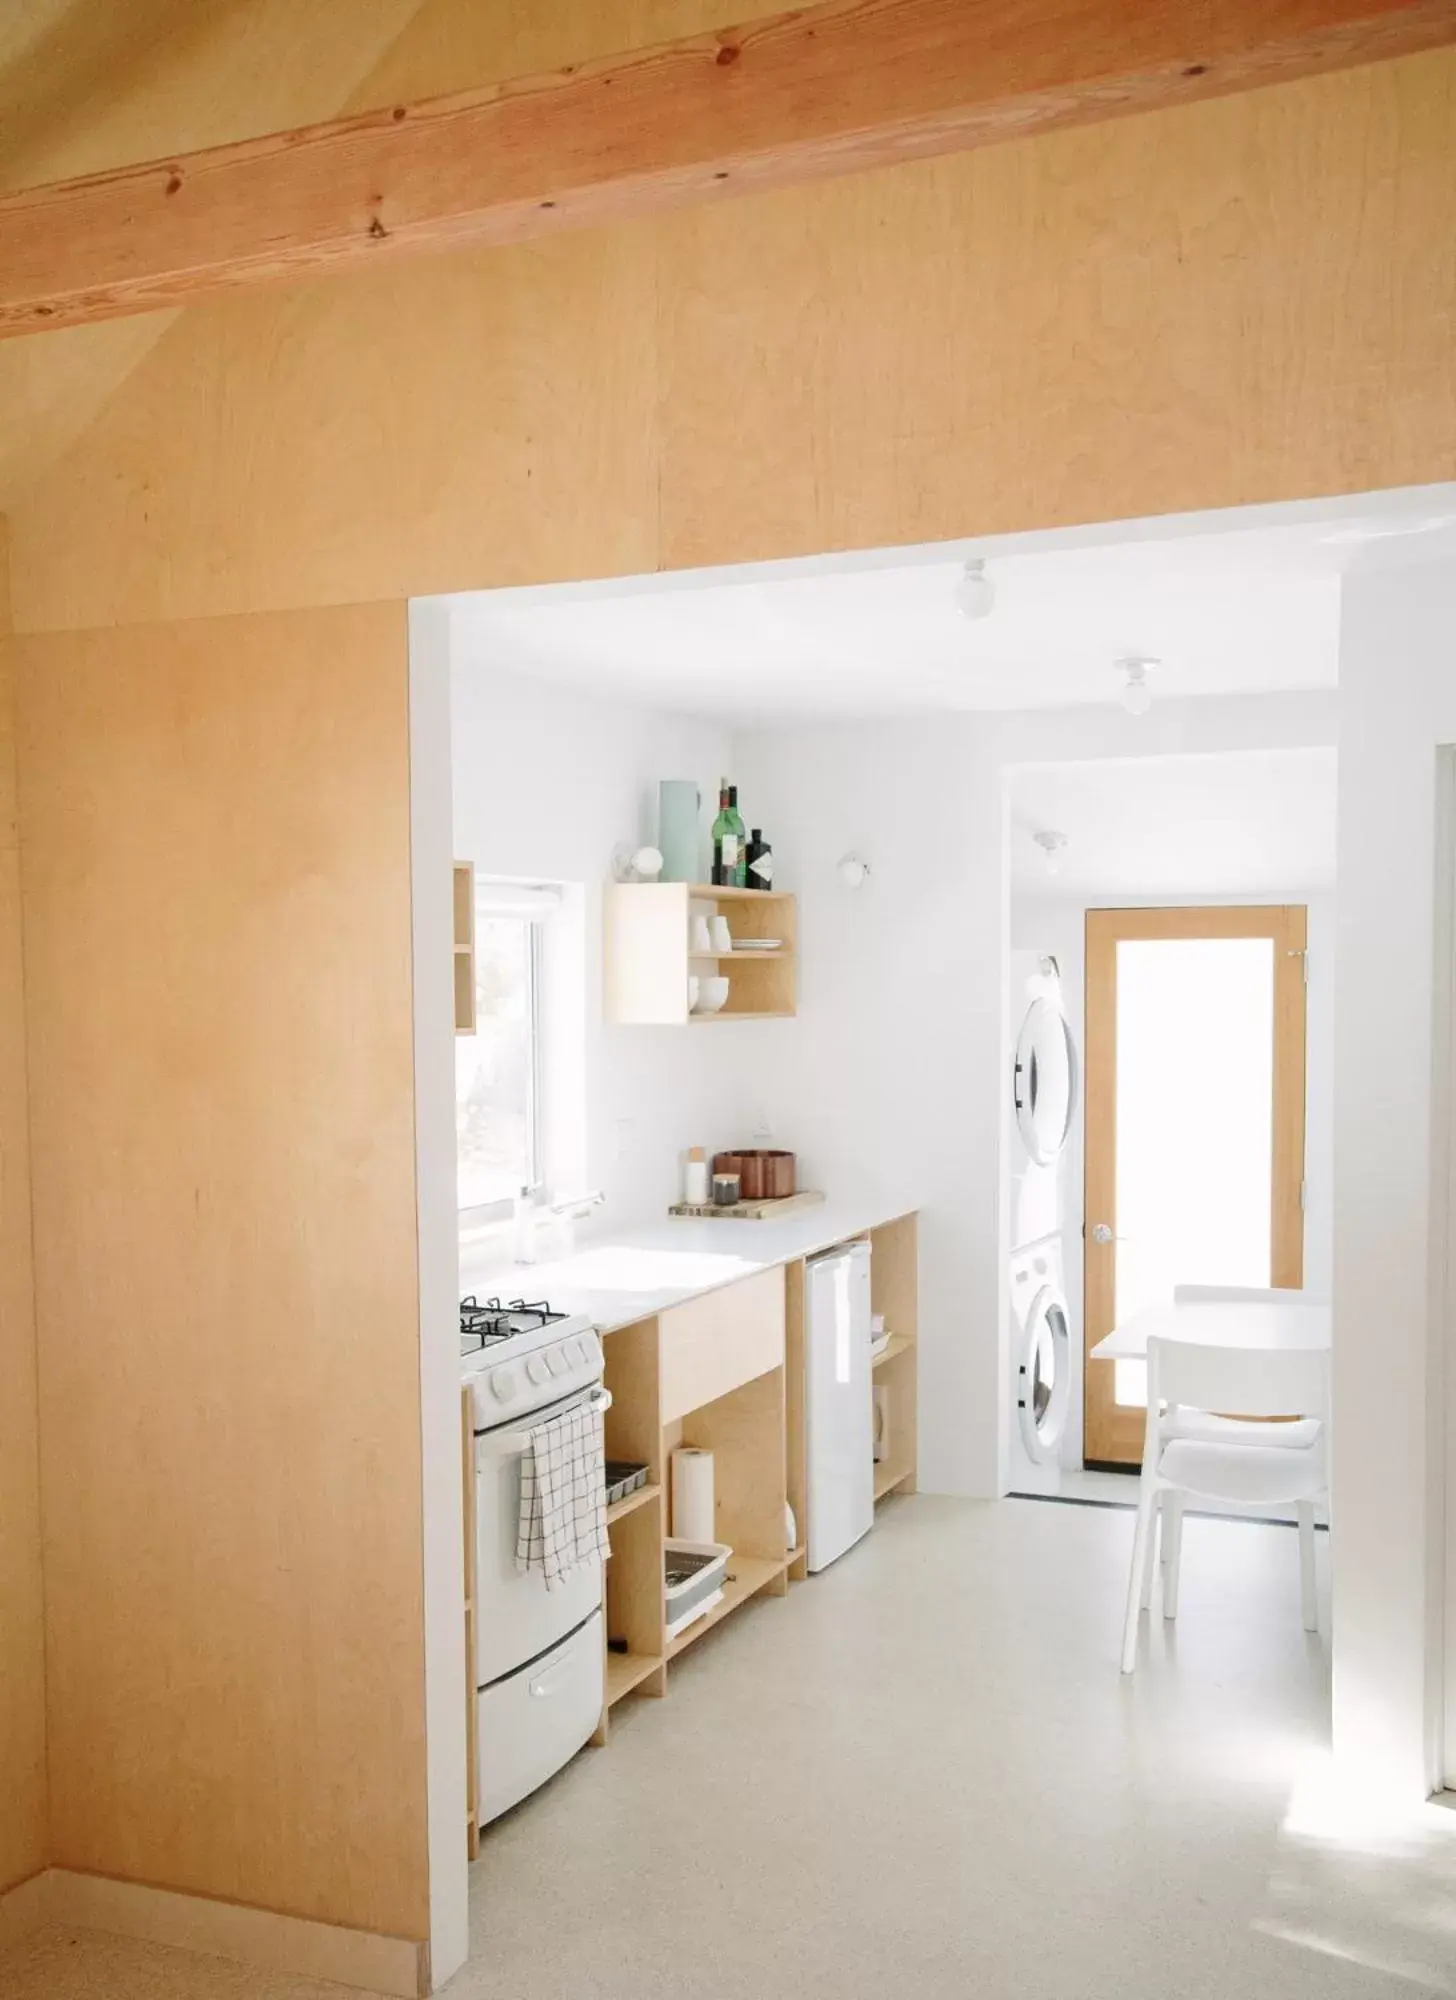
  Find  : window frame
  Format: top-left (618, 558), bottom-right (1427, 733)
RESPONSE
top-left (456, 883), bottom-right (556, 1229)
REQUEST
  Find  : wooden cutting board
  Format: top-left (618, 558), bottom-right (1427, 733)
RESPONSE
top-left (668, 1190), bottom-right (825, 1222)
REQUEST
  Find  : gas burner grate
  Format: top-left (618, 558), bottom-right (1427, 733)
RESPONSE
top-left (460, 1295), bottom-right (566, 1357)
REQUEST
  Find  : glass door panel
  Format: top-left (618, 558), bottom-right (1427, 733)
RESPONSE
top-left (1112, 937), bottom-right (1275, 1407)
top-left (1082, 906), bottom-right (1307, 1467)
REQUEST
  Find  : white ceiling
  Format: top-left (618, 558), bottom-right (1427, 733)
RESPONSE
top-left (1009, 749), bottom-right (1338, 901)
top-left (444, 489), bottom-right (1456, 723)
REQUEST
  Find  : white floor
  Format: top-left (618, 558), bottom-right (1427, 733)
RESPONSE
top-left (6, 1495), bottom-right (1453, 1999)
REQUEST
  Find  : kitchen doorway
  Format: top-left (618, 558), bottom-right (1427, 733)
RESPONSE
top-left (1082, 906), bottom-right (1310, 1466)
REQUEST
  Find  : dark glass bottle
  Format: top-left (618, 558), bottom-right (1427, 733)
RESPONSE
top-left (726, 787), bottom-right (748, 887)
top-left (745, 829), bottom-right (774, 891)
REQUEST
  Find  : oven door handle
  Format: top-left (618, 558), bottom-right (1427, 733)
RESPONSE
top-left (479, 1385), bottom-right (612, 1458)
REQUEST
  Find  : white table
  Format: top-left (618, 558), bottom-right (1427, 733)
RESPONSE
top-left (1090, 1298), bottom-right (1331, 1362)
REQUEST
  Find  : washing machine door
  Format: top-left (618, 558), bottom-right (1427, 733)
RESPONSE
top-left (1013, 996), bottom-right (1078, 1167)
top-left (1016, 1285), bottom-right (1071, 1463)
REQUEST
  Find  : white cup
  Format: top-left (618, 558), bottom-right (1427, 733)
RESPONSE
top-left (690, 914), bottom-right (712, 954)
top-left (710, 914), bottom-right (734, 954)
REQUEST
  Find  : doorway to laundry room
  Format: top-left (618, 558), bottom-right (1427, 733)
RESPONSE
top-left (1007, 745), bottom-right (1336, 1488)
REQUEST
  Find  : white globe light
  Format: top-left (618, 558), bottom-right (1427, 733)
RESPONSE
top-left (1117, 655), bottom-right (1158, 716)
top-left (955, 557), bottom-right (995, 620)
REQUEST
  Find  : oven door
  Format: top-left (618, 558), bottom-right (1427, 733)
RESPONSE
top-left (474, 1384), bottom-right (607, 1689)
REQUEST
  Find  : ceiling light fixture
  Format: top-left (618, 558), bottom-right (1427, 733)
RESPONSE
top-left (955, 556), bottom-right (995, 620)
top-left (1032, 830), bottom-right (1068, 877)
top-left (1116, 654), bottom-right (1159, 716)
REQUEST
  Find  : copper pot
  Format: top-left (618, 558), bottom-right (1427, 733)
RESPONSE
top-left (712, 1149), bottom-right (796, 1202)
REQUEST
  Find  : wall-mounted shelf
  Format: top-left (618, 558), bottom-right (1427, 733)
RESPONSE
top-left (604, 882), bottom-right (797, 1024)
top-left (453, 861), bottom-right (476, 1036)
top-left (872, 1334), bottom-right (914, 1371)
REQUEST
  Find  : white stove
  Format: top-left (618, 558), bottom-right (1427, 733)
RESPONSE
top-left (460, 1295), bottom-right (603, 1432)
top-left (461, 1295), bottom-right (608, 1828)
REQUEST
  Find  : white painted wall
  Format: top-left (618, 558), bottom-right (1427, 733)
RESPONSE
top-left (449, 648), bottom-right (750, 1225)
top-left (736, 691), bottom-right (1339, 1497)
top-left (1333, 558), bottom-right (1456, 1796)
top-left (1010, 889), bottom-right (1336, 1470)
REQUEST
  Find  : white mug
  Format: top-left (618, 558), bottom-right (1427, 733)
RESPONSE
top-left (710, 914), bottom-right (734, 954)
top-left (690, 914), bottom-right (712, 954)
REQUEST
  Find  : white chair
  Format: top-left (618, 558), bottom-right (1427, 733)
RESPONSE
top-left (1165, 1286), bottom-right (1327, 1451)
top-left (1121, 1336), bottom-right (1329, 1674)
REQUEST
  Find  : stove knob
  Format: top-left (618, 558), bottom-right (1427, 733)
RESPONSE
top-left (489, 1367), bottom-right (518, 1403)
top-left (527, 1355), bottom-right (550, 1385)
top-left (545, 1348), bottom-right (567, 1377)
top-left (569, 1337), bottom-right (590, 1366)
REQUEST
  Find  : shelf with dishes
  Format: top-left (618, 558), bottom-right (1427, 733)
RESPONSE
top-left (604, 882), bottom-right (797, 1023)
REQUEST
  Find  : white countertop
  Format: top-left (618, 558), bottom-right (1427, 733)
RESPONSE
top-left (458, 1190), bottom-right (919, 1334)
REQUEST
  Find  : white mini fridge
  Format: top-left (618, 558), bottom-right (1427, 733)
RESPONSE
top-left (805, 1240), bottom-right (874, 1571)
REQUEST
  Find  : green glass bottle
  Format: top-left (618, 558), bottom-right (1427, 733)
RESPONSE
top-left (726, 785), bottom-right (748, 887)
top-left (711, 780), bottom-right (743, 887)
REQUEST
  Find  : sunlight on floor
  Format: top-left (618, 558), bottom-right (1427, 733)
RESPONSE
top-left (1262, 1753), bottom-right (1456, 1993)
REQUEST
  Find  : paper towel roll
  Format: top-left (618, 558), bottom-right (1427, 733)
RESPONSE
top-left (671, 1447), bottom-right (716, 1542)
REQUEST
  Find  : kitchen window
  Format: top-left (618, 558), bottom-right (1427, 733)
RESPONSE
top-left (456, 882), bottom-right (559, 1219)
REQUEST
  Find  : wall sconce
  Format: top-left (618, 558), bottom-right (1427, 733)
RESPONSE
top-left (1032, 830), bottom-right (1068, 877)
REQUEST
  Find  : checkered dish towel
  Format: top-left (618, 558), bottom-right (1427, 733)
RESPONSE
top-left (515, 1398), bottom-right (609, 1589)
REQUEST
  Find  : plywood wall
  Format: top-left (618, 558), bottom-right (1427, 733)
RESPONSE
top-left (10, 602), bottom-right (430, 1937)
top-left (0, 518), bottom-right (46, 1896)
top-left (7, 47), bottom-right (1456, 634)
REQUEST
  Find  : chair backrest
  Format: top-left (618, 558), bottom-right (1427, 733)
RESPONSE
top-left (1171, 1284), bottom-right (1329, 1307)
top-left (1147, 1336), bottom-right (1329, 1426)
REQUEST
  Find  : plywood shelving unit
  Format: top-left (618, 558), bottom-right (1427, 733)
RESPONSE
top-left (595, 1218), bottom-right (918, 1744)
top-left (868, 1214), bottom-right (919, 1504)
top-left (604, 882), bottom-right (797, 1024)
top-left (453, 861), bottom-right (476, 1036)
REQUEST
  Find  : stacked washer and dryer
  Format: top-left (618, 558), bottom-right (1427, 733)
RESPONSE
top-left (1007, 954), bottom-right (1080, 1492)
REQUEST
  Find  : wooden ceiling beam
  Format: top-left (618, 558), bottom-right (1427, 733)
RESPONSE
top-left (2, 0), bottom-right (1454, 339)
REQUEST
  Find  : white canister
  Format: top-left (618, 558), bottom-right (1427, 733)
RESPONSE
top-left (683, 1147), bottom-right (709, 1205)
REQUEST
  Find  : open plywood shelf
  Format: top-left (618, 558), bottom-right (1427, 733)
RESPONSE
top-left (874, 1460), bottom-right (915, 1502)
top-left (606, 1480), bottom-right (661, 1528)
top-left (606, 1649), bottom-right (665, 1706)
top-left (688, 1009), bottom-right (793, 1024)
top-left (872, 1334), bottom-right (914, 1371)
top-left (453, 861), bottom-right (476, 1036)
top-left (604, 882), bottom-right (797, 1024)
top-left (665, 1553), bottom-right (791, 1659)
top-left (688, 949), bottom-right (793, 962)
top-left (687, 884), bottom-right (788, 901)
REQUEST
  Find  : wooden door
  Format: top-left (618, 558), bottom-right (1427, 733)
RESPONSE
top-left (1083, 906), bottom-right (1308, 1467)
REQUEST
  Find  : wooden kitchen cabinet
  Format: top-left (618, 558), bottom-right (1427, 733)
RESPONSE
top-left (603, 882), bottom-right (797, 1024)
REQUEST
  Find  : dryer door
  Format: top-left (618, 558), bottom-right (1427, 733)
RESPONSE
top-left (1013, 997), bottom-right (1078, 1167)
top-left (1016, 1284), bottom-right (1071, 1463)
